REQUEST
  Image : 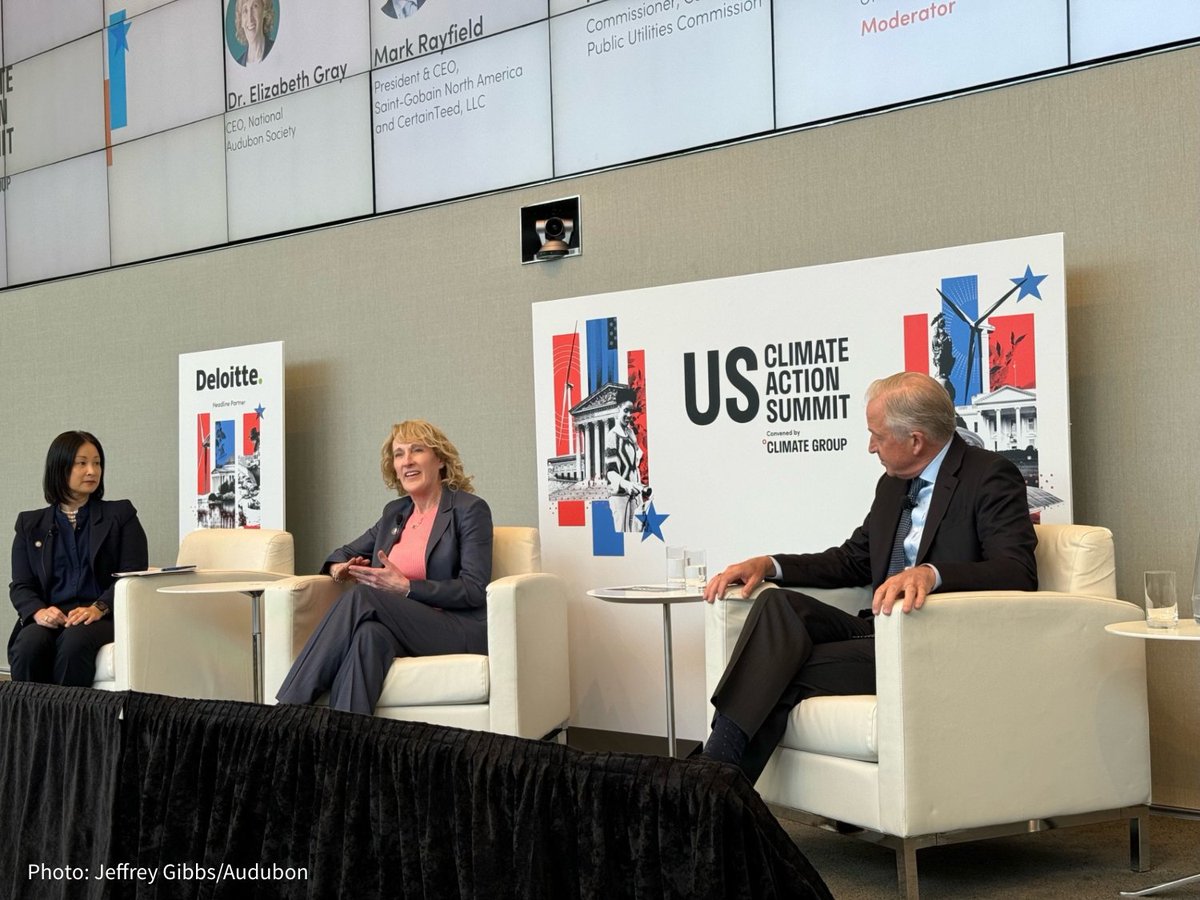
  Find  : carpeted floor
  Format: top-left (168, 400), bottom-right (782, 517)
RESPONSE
top-left (782, 812), bottom-right (1200, 899)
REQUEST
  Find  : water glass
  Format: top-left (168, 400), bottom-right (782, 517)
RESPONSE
top-left (1190, 534), bottom-right (1200, 624)
top-left (1144, 570), bottom-right (1178, 629)
top-left (666, 545), bottom-right (686, 588)
top-left (685, 549), bottom-right (707, 590)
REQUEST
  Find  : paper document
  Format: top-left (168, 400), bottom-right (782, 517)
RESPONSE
top-left (113, 565), bottom-right (198, 578)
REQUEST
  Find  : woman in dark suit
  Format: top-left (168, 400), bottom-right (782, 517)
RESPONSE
top-left (276, 420), bottom-right (493, 715)
top-left (8, 431), bottom-right (148, 686)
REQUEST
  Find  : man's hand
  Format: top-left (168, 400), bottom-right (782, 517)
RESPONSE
top-left (872, 565), bottom-right (937, 615)
top-left (704, 556), bottom-right (774, 603)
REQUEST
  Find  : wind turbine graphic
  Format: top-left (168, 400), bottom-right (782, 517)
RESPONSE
top-left (557, 324), bottom-right (580, 476)
top-left (936, 277), bottom-right (1026, 403)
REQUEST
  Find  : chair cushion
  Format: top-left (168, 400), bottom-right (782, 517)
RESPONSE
top-left (779, 694), bottom-right (878, 762)
top-left (491, 527), bottom-right (540, 580)
top-left (175, 528), bottom-right (295, 575)
top-left (377, 654), bottom-right (489, 707)
top-left (1031, 523), bottom-right (1116, 596)
top-left (94, 642), bottom-right (115, 683)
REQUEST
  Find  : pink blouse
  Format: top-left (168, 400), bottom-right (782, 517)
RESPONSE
top-left (386, 508), bottom-right (433, 580)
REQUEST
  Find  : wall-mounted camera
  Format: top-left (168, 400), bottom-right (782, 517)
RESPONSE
top-left (521, 196), bottom-right (581, 264)
top-left (535, 217), bottom-right (574, 259)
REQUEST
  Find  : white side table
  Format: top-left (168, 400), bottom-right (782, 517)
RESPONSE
top-left (588, 585), bottom-right (703, 759)
top-left (158, 580), bottom-right (278, 703)
top-left (1106, 618), bottom-right (1200, 897)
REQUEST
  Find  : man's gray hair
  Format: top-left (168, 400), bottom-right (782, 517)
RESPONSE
top-left (865, 372), bottom-right (957, 443)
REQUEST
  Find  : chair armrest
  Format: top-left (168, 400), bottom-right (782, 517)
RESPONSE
top-left (485, 572), bottom-right (570, 738)
top-left (260, 575), bottom-right (348, 703)
top-left (874, 590), bottom-right (1151, 835)
top-left (113, 569), bottom-right (289, 700)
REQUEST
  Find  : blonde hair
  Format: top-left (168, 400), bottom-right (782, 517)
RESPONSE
top-left (865, 372), bottom-right (957, 443)
top-left (379, 420), bottom-right (475, 495)
top-left (234, 0), bottom-right (275, 45)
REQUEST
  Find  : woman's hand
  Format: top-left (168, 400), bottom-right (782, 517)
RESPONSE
top-left (33, 606), bottom-right (67, 628)
top-left (64, 605), bottom-right (104, 627)
top-left (330, 556), bottom-right (370, 583)
top-left (345, 551), bottom-right (413, 596)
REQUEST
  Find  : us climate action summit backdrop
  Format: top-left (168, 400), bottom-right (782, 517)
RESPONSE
top-left (0, 1), bottom-right (1195, 287)
top-left (532, 233), bottom-right (1070, 738)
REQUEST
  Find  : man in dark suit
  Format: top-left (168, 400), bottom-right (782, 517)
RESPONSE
top-left (701, 371), bottom-right (1037, 780)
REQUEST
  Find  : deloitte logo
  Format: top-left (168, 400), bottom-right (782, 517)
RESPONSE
top-left (196, 365), bottom-right (261, 391)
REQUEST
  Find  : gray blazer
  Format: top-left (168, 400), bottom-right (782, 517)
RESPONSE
top-left (323, 489), bottom-right (493, 612)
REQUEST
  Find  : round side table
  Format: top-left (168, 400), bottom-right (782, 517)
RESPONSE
top-left (1106, 618), bottom-right (1200, 897)
top-left (588, 585), bottom-right (703, 758)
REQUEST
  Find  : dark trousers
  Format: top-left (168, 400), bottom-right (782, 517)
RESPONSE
top-left (275, 585), bottom-right (487, 716)
top-left (8, 619), bottom-right (114, 687)
top-left (711, 588), bottom-right (875, 782)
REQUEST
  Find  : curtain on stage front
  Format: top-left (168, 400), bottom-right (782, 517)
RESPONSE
top-left (1, 685), bottom-right (832, 900)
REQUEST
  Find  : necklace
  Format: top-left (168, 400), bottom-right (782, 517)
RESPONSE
top-left (60, 506), bottom-right (79, 530)
top-left (407, 491), bottom-right (442, 529)
top-left (408, 505), bottom-right (436, 529)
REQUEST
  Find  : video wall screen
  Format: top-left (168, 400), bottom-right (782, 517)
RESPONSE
top-left (550, 0), bottom-right (774, 174)
top-left (0, 0), bottom-right (1195, 289)
top-left (373, 20), bottom-right (553, 211)
top-left (775, 0), bottom-right (1068, 127)
top-left (1069, 0), bottom-right (1200, 63)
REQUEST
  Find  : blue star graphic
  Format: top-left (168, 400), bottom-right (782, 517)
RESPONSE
top-left (1012, 265), bottom-right (1047, 301)
top-left (636, 501), bottom-right (670, 542)
top-left (255, 404), bottom-right (265, 419)
top-left (108, 18), bottom-right (130, 55)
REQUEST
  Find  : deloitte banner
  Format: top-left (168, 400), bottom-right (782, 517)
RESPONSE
top-left (532, 233), bottom-right (1070, 737)
top-left (177, 341), bottom-right (285, 542)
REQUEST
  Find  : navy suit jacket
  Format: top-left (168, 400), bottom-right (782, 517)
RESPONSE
top-left (775, 434), bottom-right (1038, 593)
top-left (9, 499), bottom-right (149, 624)
top-left (324, 489), bottom-right (493, 613)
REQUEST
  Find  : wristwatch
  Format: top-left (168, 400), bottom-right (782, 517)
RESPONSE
top-left (92, 600), bottom-right (110, 618)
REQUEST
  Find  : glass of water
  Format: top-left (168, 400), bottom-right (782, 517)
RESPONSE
top-left (1190, 535), bottom-right (1200, 623)
top-left (1144, 570), bottom-right (1178, 629)
top-left (666, 545), bottom-right (686, 588)
top-left (685, 549), bottom-right (707, 590)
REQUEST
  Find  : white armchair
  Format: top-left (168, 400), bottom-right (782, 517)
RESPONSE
top-left (705, 523), bottom-right (1151, 900)
top-left (99, 528), bottom-right (294, 699)
top-left (260, 526), bottom-right (570, 739)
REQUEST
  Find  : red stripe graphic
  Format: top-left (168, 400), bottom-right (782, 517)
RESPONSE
top-left (196, 414), bottom-right (211, 494)
top-left (553, 332), bottom-right (582, 456)
top-left (628, 349), bottom-right (649, 486)
top-left (903, 314), bottom-right (929, 374)
top-left (988, 314), bottom-right (1036, 389)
